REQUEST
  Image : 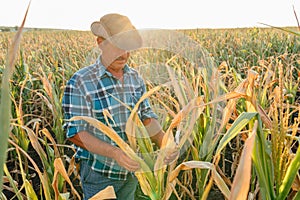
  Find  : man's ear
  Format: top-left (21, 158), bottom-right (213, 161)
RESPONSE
top-left (96, 36), bottom-right (105, 45)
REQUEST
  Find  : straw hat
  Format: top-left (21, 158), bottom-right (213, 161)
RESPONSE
top-left (91, 13), bottom-right (142, 50)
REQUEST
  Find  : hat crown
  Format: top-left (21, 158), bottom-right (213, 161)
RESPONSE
top-left (91, 13), bottom-right (136, 38)
top-left (91, 13), bottom-right (142, 50)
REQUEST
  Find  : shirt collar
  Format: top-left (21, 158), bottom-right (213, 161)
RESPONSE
top-left (96, 57), bottom-right (130, 78)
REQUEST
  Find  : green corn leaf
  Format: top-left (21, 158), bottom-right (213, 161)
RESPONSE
top-left (216, 112), bottom-right (257, 156)
top-left (59, 193), bottom-right (70, 200)
top-left (252, 117), bottom-right (276, 200)
top-left (0, 2), bottom-right (30, 190)
top-left (17, 146), bottom-right (38, 200)
top-left (292, 191), bottom-right (300, 200)
top-left (24, 180), bottom-right (38, 200)
top-left (3, 164), bottom-right (23, 200)
top-left (259, 23), bottom-right (300, 37)
top-left (277, 146), bottom-right (300, 200)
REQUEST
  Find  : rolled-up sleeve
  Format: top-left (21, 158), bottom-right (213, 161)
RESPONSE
top-left (139, 80), bottom-right (158, 121)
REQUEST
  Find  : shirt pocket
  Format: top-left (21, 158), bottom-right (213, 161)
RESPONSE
top-left (88, 91), bottom-right (111, 123)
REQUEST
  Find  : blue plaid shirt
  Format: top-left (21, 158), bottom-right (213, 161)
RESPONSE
top-left (62, 58), bottom-right (158, 180)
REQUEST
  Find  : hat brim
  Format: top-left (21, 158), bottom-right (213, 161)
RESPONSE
top-left (91, 21), bottom-right (142, 51)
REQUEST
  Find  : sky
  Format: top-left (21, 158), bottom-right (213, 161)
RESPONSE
top-left (0, 0), bottom-right (300, 30)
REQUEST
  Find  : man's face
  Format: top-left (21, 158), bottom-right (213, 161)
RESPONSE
top-left (98, 37), bottom-right (130, 71)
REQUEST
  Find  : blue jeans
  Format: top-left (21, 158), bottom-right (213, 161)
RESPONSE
top-left (80, 160), bottom-right (138, 200)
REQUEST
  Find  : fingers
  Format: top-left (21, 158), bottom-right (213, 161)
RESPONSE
top-left (113, 147), bottom-right (179, 171)
top-left (115, 150), bottom-right (140, 172)
top-left (122, 155), bottom-right (140, 171)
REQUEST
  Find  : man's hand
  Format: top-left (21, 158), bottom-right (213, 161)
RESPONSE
top-left (143, 118), bottom-right (180, 165)
top-left (112, 148), bottom-right (140, 172)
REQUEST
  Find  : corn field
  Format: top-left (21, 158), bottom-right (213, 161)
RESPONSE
top-left (0, 23), bottom-right (299, 200)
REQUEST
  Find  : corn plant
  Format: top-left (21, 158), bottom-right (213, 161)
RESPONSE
top-left (0, 3), bottom-right (30, 194)
top-left (0, 11), bottom-right (299, 199)
top-left (217, 62), bottom-right (300, 199)
top-left (252, 62), bottom-right (300, 200)
top-left (69, 55), bottom-right (263, 200)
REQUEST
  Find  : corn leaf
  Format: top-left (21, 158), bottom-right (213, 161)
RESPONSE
top-left (0, 1), bottom-right (30, 189)
top-left (166, 64), bottom-right (187, 107)
top-left (12, 124), bottom-right (48, 167)
top-left (292, 191), bottom-right (300, 200)
top-left (229, 120), bottom-right (257, 200)
top-left (126, 85), bottom-right (161, 151)
top-left (252, 117), bottom-right (276, 200)
top-left (277, 146), bottom-right (300, 200)
top-left (9, 139), bottom-right (51, 199)
top-left (216, 112), bottom-right (257, 156)
top-left (70, 116), bottom-right (157, 192)
top-left (58, 193), bottom-right (70, 200)
top-left (168, 161), bottom-right (230, 199)
top-left (16, 147), bottom-right (38, 200)
top-left (89, 186), bottom-right (116, 200)
top-left (52, 158), bottom-right (81, 200)
top-left (3, 164), bottom-right (23, 200)
top-left (24, 180), bottom-right (38, 200)
top-left (135, 172), bottom-right (158, 200)
top-left (41, 128), bottom-right (60, 157)
top-left (259, 22), bottom-right (300, 37)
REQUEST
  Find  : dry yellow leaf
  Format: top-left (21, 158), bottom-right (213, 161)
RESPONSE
top-left (89, 186), bottom-right (116, 200)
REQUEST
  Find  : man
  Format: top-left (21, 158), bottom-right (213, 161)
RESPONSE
top-left (62, 13), bottom-right (177, 200)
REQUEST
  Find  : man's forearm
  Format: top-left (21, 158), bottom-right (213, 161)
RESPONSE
top-left (143, 118), bottom-right (164, 148)
top-left (68, 131), bottom-right (141, 171)
top-left (68, 131), bottom-right (119, 159)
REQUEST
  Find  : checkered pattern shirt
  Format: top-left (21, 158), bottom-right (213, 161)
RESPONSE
top-left (62, 58), bottom-right (158, 180)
